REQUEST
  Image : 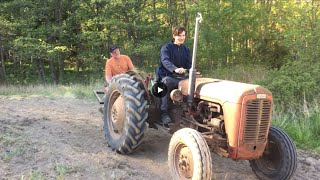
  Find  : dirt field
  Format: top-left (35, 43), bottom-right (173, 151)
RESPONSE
top-left (0, 96), bottom-right (319, 179)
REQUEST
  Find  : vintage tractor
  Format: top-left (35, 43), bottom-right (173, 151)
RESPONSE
top-left (93, 13), bottom-right (297, 180)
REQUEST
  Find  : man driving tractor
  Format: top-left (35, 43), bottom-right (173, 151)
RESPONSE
top-left (157, 26), bottom-right (191, 127)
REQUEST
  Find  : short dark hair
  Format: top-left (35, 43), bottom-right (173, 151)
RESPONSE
top-left (172, 26), bottom-right (186, 36)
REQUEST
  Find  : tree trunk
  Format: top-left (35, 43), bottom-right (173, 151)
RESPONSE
top-left (76, 58), bottom-right (85, 83)
top-left (32, 56), bottom-right (46, 83)
top-left (0, 35), bottom-right (7, 83)
top-left (310, 0), bottom-right (319, 62)
top-left (44, 0), bottom-right (57, 84)
top-left (39, 59), bottom-right (46, 83)
top-left (125, 14), bottom-right (134, 42)
top-left (51, 0), bottom-right (62, 84)
top-left (152, 0), bottom-right (157, 22)
top-left (182, 0), bottom-right (188, 28)
top-left (59, 55), bottom-right (64, 84)
top-left (167, 0), bottom-right (177, 28)
top-left (55, 0), bottom-right (62, 28)
top-left (48, 58), bottom-right (58, 84)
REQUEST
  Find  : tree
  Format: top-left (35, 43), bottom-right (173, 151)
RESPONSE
top-left (1, 0), bottom-right (320, 84)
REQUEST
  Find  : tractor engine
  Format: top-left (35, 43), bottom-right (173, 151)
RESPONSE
top-left (178, 77), bottom-right (273, 160)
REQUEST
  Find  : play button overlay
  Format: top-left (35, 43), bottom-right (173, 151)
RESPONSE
top-left (152, 82), bottom-right (168, 98)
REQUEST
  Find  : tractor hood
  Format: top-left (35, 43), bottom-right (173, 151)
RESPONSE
top-left (178, 78), bottom-right (272, 104)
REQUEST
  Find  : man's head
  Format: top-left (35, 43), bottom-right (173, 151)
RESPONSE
top-left (109, 44), bottom-right (120, 59)
top-left (172, 26), bottom-right (186, 45)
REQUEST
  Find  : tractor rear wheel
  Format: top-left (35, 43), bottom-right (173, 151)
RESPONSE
top-left (168, 128), bottom-right (212, 180)
top-left (103, 74), bottom-right (148, 154)
top-left (249, 127), bottom-right (297, 180)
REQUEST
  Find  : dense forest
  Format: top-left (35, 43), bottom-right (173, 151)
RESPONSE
top-left (1, 0), bottom-right (320, 103)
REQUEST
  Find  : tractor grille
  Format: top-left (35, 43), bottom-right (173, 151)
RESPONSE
top-left (243, 99), bottom-right (271, 144)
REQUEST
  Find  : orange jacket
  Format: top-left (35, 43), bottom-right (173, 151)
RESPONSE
top-left (105, 55), bottom-right (134, 82)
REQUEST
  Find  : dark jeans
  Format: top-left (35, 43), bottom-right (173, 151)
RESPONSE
top-left (160, 76), bottom-right (181, 111)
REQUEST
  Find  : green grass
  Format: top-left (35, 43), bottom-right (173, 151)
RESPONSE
top-left (55, 163), bottom-right (72, 180)
top-left (272, 101), bottom-right (320, 152)
top-left (22, 171), bottom-right (46, 180)
top-left (201, 64), bottom-right (268, 83)
top-left (1, 147), bottom-right (26, 161)
top-left (0, 134), bottom-right (26, 162)
top-left (0, 132), bottom-right (22, 146)
top-left (0, 126), bottom-right (25, 161)
top-left (0, 82), bottom-right (103, 101)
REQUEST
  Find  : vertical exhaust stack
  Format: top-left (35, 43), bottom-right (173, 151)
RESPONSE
top-left (187, 13), bottom-right (202, 108)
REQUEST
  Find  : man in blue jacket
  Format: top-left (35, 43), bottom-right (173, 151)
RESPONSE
top-left (157, 26), bottom-right (191, 126)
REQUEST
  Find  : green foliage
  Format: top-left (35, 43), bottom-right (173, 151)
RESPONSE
top-left (0, 83), bottom-right (102, 102)
top-left (0, 125), bottom-right (26, 162)
top-left (55, 163), bottom-right (71, 180)
top-left (0, 132), bottom-right (22, 147)
top-left (26, 171), bottom-right (45, 180)
top-left (2, 147), bottom-right (25, 161)
top-left (128, 38), bottom-right (166, 73)
top-left (258, 60), bottom-right (320, 111)
top-left (1, 0), bottom-right (320, 86)
top-left (272, 101), bottom-right (320, 152)
top-left (12, 37), bottom-right (48, 59)
top-left (201, 64), bottom-right (268, 83)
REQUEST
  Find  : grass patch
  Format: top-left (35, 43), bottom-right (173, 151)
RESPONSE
top-left (201, 64), bottom-right (268, 83)
top-left (21, 171), bottom-right (45, 180)
top-left (0, 82), bottom-right (103, 101)
top-left (55, 163), bottom-right (72, 180)
top-left (2, 147), bottom-right (25, 161)
top-left (0, 133), bottom-right (22, 146)
top-left (0, 64), bottom-right (267, 99)
top-left (0, 124), bottom-right (23, 143)
top-left (272, 101), bottom-right (320, 152)
top-left (0, 126), bottom-right (25, 161)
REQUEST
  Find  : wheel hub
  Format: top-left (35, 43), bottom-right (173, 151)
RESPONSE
top-left (177, 146), bottom-right (193, 178)
top-left (110, 95), bottom-right (125, 133)
top-left (179, 155), bottom-right (190, 172)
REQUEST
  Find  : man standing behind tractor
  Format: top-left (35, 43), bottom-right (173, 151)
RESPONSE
top-left (105, 44), bottom-right (135, 83)
top-left (157, 26), bottom-right (191, 126)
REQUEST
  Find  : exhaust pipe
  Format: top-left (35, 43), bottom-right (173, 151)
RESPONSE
top-left (187, 13), bottom-right (202, 108)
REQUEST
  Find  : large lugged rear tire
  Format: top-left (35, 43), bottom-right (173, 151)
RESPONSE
top-left (103, 74), bottom-right (148, 154)
top-left (168, 128), bottom-right (212, 180)
top-left (249, 127), bottom-right (297, 180)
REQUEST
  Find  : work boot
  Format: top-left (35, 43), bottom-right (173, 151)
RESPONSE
top-left (160, 111), bottom-right (172, 126)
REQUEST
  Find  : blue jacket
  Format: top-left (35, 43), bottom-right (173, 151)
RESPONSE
top-left (158, 41), bottom-right (191, 79)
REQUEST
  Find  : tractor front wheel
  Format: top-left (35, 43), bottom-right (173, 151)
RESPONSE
top-left (168, 128), bottom-right (212, 180)
top-left (249, 127), bottom-right (297, 180)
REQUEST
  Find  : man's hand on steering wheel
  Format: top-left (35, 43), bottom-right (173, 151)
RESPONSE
top-left (174, 68), bottom-right (186, 74)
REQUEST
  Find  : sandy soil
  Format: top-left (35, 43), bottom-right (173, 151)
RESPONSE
top-left (0, 96), bottom-right (319, 179)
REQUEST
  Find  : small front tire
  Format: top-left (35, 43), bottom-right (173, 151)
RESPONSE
top-left (249, 127), bottom-right (297, 180)
top-left (168, 128), bottom-right (212, 180)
